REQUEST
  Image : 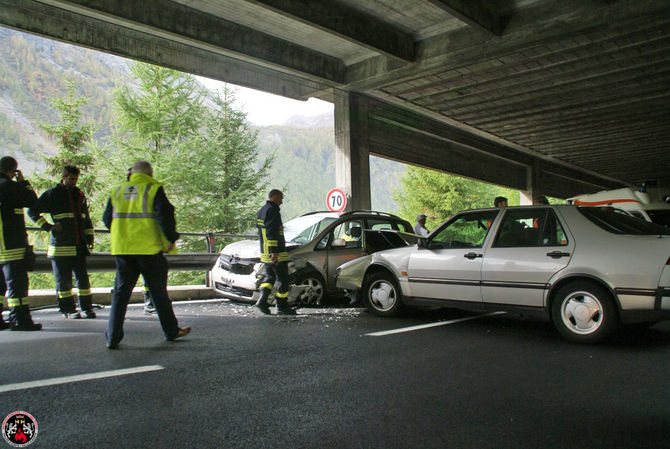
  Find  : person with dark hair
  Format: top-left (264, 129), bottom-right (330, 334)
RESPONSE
top-left (254, 189), bottom-right (295, 315)
top-left (494, 196), bottom-right (508, 208)
top-left (28, 165), bottom-right (96, 318)
top-left (0, 156), bottom-right (41, 331)
top-left (102, 160), bottom-right (190, 349)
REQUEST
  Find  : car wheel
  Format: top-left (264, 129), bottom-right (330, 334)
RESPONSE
top-left (364, 271), bottom-right (402, 317)
top-left (551, 281), bottom-right (618, 343)
top-left (294, 272), bottom-right (325, 306)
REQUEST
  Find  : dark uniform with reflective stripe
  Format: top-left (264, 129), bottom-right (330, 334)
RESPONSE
top-left (257, 200), bottom-right (290, 300)
top-left (0, 173), bottom-right (39, 328)
top-left (28, 183), bottom-right (95, 316)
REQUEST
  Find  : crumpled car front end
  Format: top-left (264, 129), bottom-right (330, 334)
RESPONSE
top-left (210, 240), bottom-right (306, 304)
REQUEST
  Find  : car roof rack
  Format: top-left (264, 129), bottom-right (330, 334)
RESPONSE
top-left (299, 210), bottom-right (404, 220)
top-left (300, 211), bottom-right (339, 217)
top-left (340, 210), bottom-right (403, 220)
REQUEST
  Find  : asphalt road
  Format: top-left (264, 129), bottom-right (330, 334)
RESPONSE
top-left (1, 300), bottom-right (670, 449)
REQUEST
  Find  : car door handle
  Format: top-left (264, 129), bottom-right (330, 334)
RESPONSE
top-left (464, 252), bottom-right (483, 260)
top-left (546, 251), bottom-right (571, 259)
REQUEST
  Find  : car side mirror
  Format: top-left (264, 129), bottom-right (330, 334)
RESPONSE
top-left (331, 238), bottom-right (347, 248)
top-left (417, 238), bottom-right (428, 249)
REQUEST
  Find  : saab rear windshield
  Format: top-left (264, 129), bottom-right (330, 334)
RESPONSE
top-left (578, 206), bottom-right (670, 235)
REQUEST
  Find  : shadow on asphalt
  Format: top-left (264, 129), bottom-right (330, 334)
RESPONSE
top-left (376, 306), bottom-right (670, 347)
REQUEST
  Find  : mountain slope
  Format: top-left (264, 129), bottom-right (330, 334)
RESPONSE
top-left (0, 28), bottom-right (127, 170)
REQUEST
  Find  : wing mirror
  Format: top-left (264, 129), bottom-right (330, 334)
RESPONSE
top-left (331, 238), bottom-right (347, 248)
top-left (417, 237), bottom-right (428, 249)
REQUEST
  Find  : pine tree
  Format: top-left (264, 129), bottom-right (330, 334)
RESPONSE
top-left (95, 63), bottom-right (273, 283)
top-left (36, 80), bottom-right (96, 195)
top-left (192, 87), bottom-right (273, 234)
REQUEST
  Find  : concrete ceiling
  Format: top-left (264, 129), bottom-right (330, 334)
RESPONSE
top-left (2, 0), bottom-right (669, 194)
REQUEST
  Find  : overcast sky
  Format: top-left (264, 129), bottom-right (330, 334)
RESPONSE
top-left (196, 76), bottom-right (333, 126)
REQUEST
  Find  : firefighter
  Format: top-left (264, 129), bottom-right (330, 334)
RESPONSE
top-left (29, 165), bottom-right (96, 318)
top-left (254, 189), bottom-right (296, 315)
top-left (102, 160), bottom-right (190, 349)
top-left (0, 156), bottom-right (42, 331)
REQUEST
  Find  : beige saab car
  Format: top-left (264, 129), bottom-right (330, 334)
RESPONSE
top-left (336, 205), bottom-right (670, 343)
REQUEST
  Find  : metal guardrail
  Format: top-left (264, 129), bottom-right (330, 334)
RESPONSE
top-left (31, 252), bottom-right (220, 272)
top-left (27, 227), bottom-right (258, 272)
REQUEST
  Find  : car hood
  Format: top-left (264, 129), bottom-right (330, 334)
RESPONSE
top-left (220, 239), bottom-right (301, 260)
top-left (220, 239), bottom-right (260, 259)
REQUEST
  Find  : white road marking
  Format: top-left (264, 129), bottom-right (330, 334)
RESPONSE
top-left (365, 311), bottom-right (507, 337)
top-left (0, 365), bottom-right (164, 394)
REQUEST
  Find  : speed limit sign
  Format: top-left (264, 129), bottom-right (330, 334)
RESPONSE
top-left (326, 188), bottom-right (347, 212)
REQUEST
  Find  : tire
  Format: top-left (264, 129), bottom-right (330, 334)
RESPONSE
top-left (551, 281), bottom-right (618, 343)
top-left (294, 271), bottom-right (325, 306)
top-left (364, 271), bottom-right (403, 317)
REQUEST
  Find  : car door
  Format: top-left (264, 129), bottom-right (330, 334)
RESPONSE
top-left (406, 210), bottom-right (499, 302)
top-left (322, 218), bottom-right (366, 286)
top-left (481, 207), bottom-right (574, 307)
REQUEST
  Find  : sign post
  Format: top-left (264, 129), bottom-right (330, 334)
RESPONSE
top-left (326, 188), bottom-right (347, 212)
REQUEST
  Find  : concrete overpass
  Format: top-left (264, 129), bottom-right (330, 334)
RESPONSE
top-left (2, 0), bottom-right (669, 207)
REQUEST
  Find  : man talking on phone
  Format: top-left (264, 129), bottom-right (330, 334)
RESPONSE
top-left (0, 156), bottom-right (42, 331)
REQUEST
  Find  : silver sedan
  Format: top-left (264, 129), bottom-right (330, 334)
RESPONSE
top-left (336, 205), bottom-right (670, 343)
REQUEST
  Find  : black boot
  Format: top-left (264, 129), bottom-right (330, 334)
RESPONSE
top-left (254, 289), bottom-right (271, 315)
top-left (10, 305), bottom-right (42, 331)
top-left (59, 296), bottom-right (80, 319)
top-left (79, 295), bottom-right (96, 319)
top-left (275, 297), bottom-right (296, 316)
top-left (0, 303), bottom-right (8, 330)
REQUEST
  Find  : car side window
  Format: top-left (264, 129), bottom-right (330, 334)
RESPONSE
top-left (367, 219), bottom-right (394, 230)
top-left (493, 209), bottom-right (568, 247)
top-left (329, 219), bottom-right (364, 249)
top-left (315, 234), bottom-right (329, 250)
top-left (428, 211), bottom-right (496, 249)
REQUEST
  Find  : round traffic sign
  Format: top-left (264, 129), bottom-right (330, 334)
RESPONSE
top-left (326, 188), bottom-right (347, 212)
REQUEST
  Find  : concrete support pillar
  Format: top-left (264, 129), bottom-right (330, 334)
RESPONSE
top-left (334, 91), bottom-right (371, 211)
top-left (521, 161), bottom-right (542, 205)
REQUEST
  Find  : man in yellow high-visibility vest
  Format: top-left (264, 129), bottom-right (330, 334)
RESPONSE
top-left (102, 160), bottom-right (190, 349)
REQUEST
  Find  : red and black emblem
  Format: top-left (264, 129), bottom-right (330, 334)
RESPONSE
top-left (2, 411), bottom-right (38, 447)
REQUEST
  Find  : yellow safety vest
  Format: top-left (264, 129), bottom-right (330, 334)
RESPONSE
top-left (109, 173), bottom-right (172, 255)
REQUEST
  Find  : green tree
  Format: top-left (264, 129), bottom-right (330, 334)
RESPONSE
top-left (35, 80), bottom-right (96, 195)
top-left (95, 62), bottom-right (205, 190)
top-left (94, 63), bottom-right (273, 284)
top-left (393, 165), bottom-right (518, 230)
top-left (189, 87), bottom-right (273, 234)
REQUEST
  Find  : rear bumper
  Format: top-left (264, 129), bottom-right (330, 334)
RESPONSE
top-left (615, 288), bottom-right (670, 323)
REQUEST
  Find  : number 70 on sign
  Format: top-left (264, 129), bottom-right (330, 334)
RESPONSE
top-left (326, 188), bottom-right (347, 212)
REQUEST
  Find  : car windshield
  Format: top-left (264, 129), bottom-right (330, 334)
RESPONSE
top-left (284, 215), bottom-right (338, 244)
top-left (578, 206), bottom-right (670, 235)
